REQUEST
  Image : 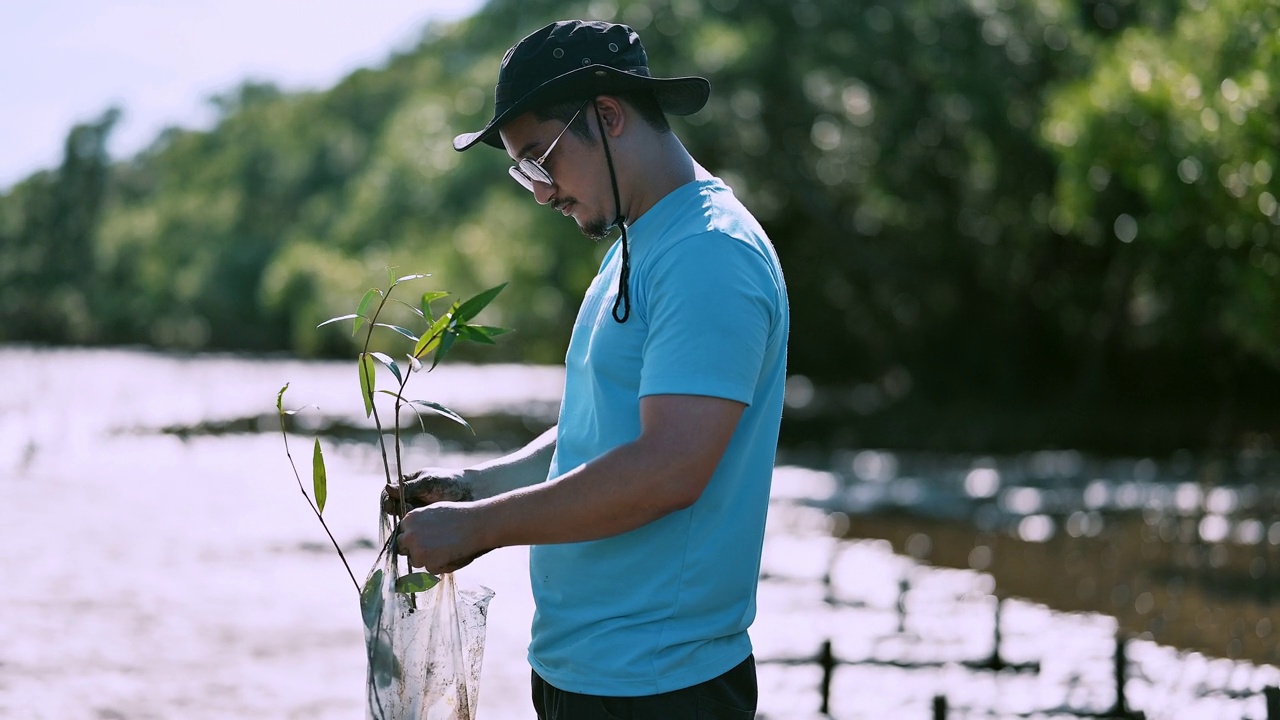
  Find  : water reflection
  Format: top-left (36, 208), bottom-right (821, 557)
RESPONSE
top-left (765, 469), bottom-right (1280, 719)
top-left (779, 446), bottom-right (1280, 669)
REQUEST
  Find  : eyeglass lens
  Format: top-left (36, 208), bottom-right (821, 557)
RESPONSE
top-left (509, 101), bottom-right (587, 193)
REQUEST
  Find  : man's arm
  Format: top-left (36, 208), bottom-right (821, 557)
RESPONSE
top-left (383, 426), bottom-right (556, 513)
top-left (468, 425), bottom-right (558, 498)
top-left (396, 394), bottom-right (744, 573)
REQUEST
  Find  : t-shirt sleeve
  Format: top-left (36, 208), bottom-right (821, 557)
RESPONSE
top-left (638, 231), bottom-right (779, 404)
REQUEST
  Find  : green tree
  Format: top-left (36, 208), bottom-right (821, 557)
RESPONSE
top-left (0, 107), bottom-right (119, 342)
top-left (1, 0), bottom-right (1277, 451)
top-left (1042, 0), bottom-right (1280, 404)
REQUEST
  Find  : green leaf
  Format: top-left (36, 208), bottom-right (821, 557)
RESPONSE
top-left (454, 282), bottom-right (507, 323)
top-left (374, 323), bottom-right (419, 343)
top-left (431, 329), bottom-right (458, 370)
top-left (457, 324), bottom-right (511, 344)
top-left (375, 392), bottom-right (474, 433)
top-left (410, 399), bottom-right (473, 432)
top-left (396, 571), bottom-right (439, 593)
top-left (317, 313), bottom-right (361, 329)
top-left (470, 324), bottom-right (512, 338)
top-left (456, 326), bottom-right (495, 345)
top-left (368, 633), bottom-right (402, 687)
top-left (353, 289), bottom-right (379, 336)
top-left (414, 334), bottom-right (442, 360)
top-left (420, 290), bottom-right (450, 322)
top-left (358, 353), bottom-right (377, 417)
top-left (274, 383), bottom-right (314, 416)
top-left (369, 351), bottom-right (402, 383)
top-left (360, 568), bottom-right (385, 630)
top-left (391, 297), bottom-right (425, 319)
top-left (312, 438), bottom-right (327, 514)
top-left (412, 310), bottom-right (452, 358)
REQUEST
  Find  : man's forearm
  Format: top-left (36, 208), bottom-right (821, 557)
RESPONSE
top-left (474, 395), bottom-right (744, 548)
top-left (473, 439), bottom-right (694, 549)
top-left (468, 425), bottom-right (557, 499)
top-left (395, 397), bottom-right (743, 573)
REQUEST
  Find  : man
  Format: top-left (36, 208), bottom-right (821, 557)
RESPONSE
top-left (389, 19), bottom-right (788, 719)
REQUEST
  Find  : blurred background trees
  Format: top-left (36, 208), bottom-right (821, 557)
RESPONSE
top-left (1, 0), bottom-right (1276, 453)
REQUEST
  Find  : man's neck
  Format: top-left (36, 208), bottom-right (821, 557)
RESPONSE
top-left (620, 133), bottom-right (698, 225)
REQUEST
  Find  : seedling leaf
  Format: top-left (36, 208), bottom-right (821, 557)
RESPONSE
top-left (391, 297), bottom-right (425, 319)
top-left (317, 313), bottom-right (361, 329)
top-left (431, 329), bottom-right (458, 370)
top-left (276, 383), bottom-right (289, 413)
top-left (358, 353), bottom-right (377, 417)
top-left (456, 326), bottom-right (493, 344)
top-left (396, 571), bottom-right (439, 593)
top-left (414, 335), bottom-right (441, 360)
top-left (413, 311), bottom-right (451, 358)
top-left (353, 289), bottom-right (379, 335)
top-left (360, 569), bottom-right (385, 629)
top-left (455, 283), bottom-right (507, 323)
top-left (458, 324), bottom-right (511, 345)
top-left (370, 352), bottom-right (402, 383)
top-left (469, 325), bottom-right (512, 338)
top-left (420, 291), bottom-right (450, 322)
top-left (411, 399), bottom-right (473, 432)
top-left (312, 438), bottom-right (327, 514)
top-left (375, 392), bottom-right (474, 433)
top-left (374, 323), bottom-right (419, 343)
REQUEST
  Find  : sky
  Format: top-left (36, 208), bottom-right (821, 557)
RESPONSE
top-left (0, 0), bottom-right (484, 191)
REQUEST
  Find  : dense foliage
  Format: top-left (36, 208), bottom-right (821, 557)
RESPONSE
top-left (2, 0), bottom-right (1276, 450)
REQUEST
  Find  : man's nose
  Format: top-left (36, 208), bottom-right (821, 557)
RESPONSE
top-left (532, 180), bottom-right (555, 206)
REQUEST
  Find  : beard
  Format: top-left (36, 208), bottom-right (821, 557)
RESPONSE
top-left (561, 193), bottom-right (616, 241)
top-left (571, 203), bottom-right (615, 240)
top-left (580, 214), bottom-right (613, 241)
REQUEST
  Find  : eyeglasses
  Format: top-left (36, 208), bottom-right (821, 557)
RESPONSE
top-left (508, 101), bottom-right (588, 193)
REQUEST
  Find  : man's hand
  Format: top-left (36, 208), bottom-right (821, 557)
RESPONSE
top-left (381, 467), bottom-right (474, 516)
top-left (395, 502), bottom-right (489, 574)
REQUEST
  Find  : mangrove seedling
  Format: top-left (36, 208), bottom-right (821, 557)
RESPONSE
top-left (275, 270), bottom-right (508, 594)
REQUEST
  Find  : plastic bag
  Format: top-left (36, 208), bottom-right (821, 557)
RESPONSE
top-left (361, 513), bottom-right (495, 720)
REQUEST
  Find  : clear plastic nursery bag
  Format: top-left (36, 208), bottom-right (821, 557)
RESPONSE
top-left (361, 513), bottom-right (494, 720)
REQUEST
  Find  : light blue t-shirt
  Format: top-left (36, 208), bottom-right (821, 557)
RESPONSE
top-left (528, 178), bottom-right (789, 696)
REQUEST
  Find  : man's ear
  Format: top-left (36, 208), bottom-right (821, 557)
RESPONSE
top-left (593, 96), bottom-right (626, 138)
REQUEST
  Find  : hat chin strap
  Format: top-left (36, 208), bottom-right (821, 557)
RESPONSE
top-left (592, 102), bottom-right (631, 324)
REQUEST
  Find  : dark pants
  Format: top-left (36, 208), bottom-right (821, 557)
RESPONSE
top-left (531, 655), bottom-right (757, 720)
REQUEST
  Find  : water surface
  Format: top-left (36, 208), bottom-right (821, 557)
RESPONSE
top-left (1, 347), bottom-right (1276, 719)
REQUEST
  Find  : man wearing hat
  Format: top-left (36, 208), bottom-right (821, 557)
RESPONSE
top-left (391, 19), bottom-right (788, 718)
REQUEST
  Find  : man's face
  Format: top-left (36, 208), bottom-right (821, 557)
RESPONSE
top-left (499, 109), bottom-right (613, 240)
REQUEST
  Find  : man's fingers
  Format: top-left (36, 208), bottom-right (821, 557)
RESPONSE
top-left (381, 486), bottom-right (404, 515)
top-left (437, 549), bottom-right (488, 574)
top-left (394, 527), bottom-right (414, 564)
top-left (383, 481), bottom-right (425, 514)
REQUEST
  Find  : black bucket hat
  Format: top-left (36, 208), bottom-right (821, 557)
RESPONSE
top-left (452, 20), bottom-right (711, 152)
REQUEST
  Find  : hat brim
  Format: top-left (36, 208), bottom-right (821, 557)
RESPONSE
top-left (453, 65), bottom-right (710, 152)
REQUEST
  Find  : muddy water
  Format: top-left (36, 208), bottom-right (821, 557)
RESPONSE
top-left (786, 447), bottom-right (1280, 670)
top-left (1, 347), bottom-right (1277, 719)
top-left (761, 470), bottom-right (1280, 719)
top-left (846, 511), bottom-right (1279, 666)
top-left (0, 347), bottom-right (554, 719)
